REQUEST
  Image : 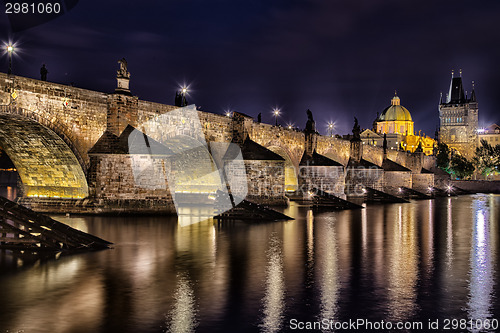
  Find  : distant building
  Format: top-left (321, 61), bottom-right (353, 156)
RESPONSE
top-left (376, 93), bottom-right (414, 136)
top-left (478, 123), bottom-right (500, 146)
top-left (368, 93), bottom-right (435, 155)
top-left (438, 71), bottom-right (478, 159)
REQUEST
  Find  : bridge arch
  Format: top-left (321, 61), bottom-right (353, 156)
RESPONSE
top-left (0, 113), bottom-right (89, 198)
top-left (266, 145), bottom-right (299, 192)
top-left (1, 105), bottom-right (88, 171)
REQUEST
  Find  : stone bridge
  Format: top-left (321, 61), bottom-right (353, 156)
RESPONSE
top-left (0, 71), bottom-right (436, 213)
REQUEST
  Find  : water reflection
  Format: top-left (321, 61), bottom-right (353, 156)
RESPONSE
top-left (306, 209), bottom-right (314, 281)
top-left (316, 215), bottom-right (339, 321)
top-left (1, 256), bottom-right (104, 333)
top-left (166, 274), bottom-right (198, 333)
top-left (387, 204), bottom-right (418, 321)
top-left (260, 234), bottom-right (285, 333)
top-left (0, 195), bottom-right (499, 332)
top-left (468, 198), bottom-right (495, 327)
top-left (446, 197), bottom-right (453, 269)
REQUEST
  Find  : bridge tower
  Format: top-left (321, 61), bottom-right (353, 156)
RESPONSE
top-left (438, 70), bottom-right (478, 158)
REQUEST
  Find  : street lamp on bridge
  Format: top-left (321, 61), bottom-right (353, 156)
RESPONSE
top-left (180, 86), bottom-right (188, 106)
top-left (273, 108), bottom-right (280, 126)
top-left (7, 44), bottom-right (14, 75)
top-left (327, 121), bottom-right (335, 137)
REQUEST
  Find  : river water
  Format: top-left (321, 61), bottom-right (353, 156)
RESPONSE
top-left (0, 194), bottom-right (499, 332)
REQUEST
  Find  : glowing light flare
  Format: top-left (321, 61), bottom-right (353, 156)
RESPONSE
top-left (327, 121), bottom-right (336, 136)
top-left (272, 107), bottom-right (281, 126)
top-left (2, 41), bottom-right (19, 56)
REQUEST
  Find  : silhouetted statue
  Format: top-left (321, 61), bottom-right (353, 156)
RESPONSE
top-left (305, 109), bottom-right (316, 132)
top-left (257, 113), bottom-right (261, 123)
top-left (175, 92), bottom-right (180, 106)
top-left (174, 90), bottom-right (188, 107)
top-left (40, 64), bottom-right (48, 81)
top-left (352, 117), bottom-right (361, 140)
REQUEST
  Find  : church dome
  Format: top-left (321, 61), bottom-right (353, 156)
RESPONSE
top-left (378, 94), bottom-right (412, 122)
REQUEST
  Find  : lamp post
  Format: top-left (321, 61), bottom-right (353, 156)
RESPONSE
top-left (180, 87), bottom-right (188, 106)
top-left (7, 44), bottom-right (13, 75)
top-left (273, 108), bottom-right (280, 126)
top-left (327, 121), bottom-right (335, 137)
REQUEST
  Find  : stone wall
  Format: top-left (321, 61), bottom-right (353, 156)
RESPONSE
top-left (200, 112), bottom-right (233, 142)
top-left (87, 154), bottom-right (175, 213)
top-left (450, 180), bottom-right (500, 194)
top-left (345, 167), bottom-right (384, 196)
top-left (250, 123), bottom-right (305, 169)
top-left (412, 174), bottom-right (434, 192)
top-left (316, 136), bottom-right (350, 165)
top-left (298, 166), bottom-right (345, 199)
top-left (0, 73), bottom-right (108, 168)
top-left (239, 160), bottom-right (286, 205)
top-left (434, 174), bottom-right (452, 189)
top-left (383, 171), bottom-right (412, 196)
top-left (361, 144), bottom-right (384, 166)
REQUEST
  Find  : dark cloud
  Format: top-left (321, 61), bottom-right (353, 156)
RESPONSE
top-left (1, 0), bottom-right (499, 134)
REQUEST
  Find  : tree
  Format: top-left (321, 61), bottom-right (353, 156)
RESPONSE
top-left (436, 142), bottom-right (450, 172)
top-left (473, 139), bottom-right (500, 177)
top-left (449, 154), bottom-right (475, 179)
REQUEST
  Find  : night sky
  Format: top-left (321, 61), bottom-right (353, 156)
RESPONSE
top-left (1, 0), bottom-right (500, 136)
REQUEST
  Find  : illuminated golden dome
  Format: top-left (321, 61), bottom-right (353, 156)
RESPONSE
top-left (378, 94), bottom-right (412, 122)
top-left (376, 93), bottom-right (414, 136)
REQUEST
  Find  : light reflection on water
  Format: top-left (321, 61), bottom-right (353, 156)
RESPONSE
top-left (468, 198), bottom-right (496, 332)
top-left (387, 203), bottom-right (418, 322)
top-left (316, 214), bottom-right (339, 322)
top-left (0, 195), bottom-right (498, 332)
top-left (260, 234), bottom-right (285, 333)
top-left (166, 274), bottom-right (198, 333)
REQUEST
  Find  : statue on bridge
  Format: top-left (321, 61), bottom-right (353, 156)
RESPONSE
top-left (352, 117), bottom-right (361, 141)
top-left (117, 58), bottom-right (130, 79)
top-left (305, 109), bottom-right (316, 133)
top-left (40, 64), bottom-right (48, 81)
top-left (174, 91), bottom-right (188, 107)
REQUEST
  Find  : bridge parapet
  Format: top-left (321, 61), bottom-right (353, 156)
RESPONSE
top-left (250, 122), bottom-right (305, 168)
top-left (0, 73), bottom-right (108, 168)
